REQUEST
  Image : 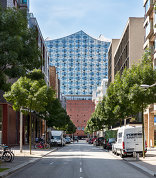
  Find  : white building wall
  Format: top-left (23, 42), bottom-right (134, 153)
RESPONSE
top-left (92, 79), bottom-right (108, 108)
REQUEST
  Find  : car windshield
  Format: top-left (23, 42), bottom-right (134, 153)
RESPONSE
top-left (51, 136), bottom-right (61, 139)
top-left (108, 138), bottom-right (116, 143)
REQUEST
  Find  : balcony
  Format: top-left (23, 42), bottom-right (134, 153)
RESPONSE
top-left (144, 0), bottom-right (154, 16)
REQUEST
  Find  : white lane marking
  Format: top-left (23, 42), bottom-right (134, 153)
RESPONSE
top-left (80, 177), bottom-right (83, 178)
top-left (80, 168), bottom-right (83, 172)
top-left (80, 162), bottom-right (82, 165)
top-left (50, 162), bottom-right (54, 165)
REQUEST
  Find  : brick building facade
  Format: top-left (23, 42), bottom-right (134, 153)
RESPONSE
top-left (49, 66), bottom-right (60, 99)
top-left (66, 100), bottom-right (95, 137)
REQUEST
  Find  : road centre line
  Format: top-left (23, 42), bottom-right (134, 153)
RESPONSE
top-left (80, 168), bottom-right (83, 172)
top-left (80, 162), bottom-right (82, 165)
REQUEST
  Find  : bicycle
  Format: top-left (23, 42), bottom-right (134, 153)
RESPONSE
top-left (34, 142), bottom-right (50, 149)
top-left (0, 145), bottom-right (13, 162)
top-left (2, 145), bottom-right (14, 161)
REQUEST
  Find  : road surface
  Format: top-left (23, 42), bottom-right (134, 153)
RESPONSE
top-left (7, 140), bottom-right (153, 178)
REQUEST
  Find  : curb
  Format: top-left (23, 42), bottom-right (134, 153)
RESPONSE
top-left (122, 157), bottom-right (156, 177)
top-left (109, 150), bottom-right (156, 177)
top-left (128, 161), bottom-right (156, 177)
top-left (0, 148), bottom-right (58, 178)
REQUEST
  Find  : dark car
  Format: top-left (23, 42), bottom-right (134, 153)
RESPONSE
top-left (103, 138), bottom-right (116, 150)
top-left (88, 138), bottom-right (94, 144)
top-left (88, 137), bottom-right (96, 144)
top-left (65, 137), bottom-right (71, 144)
top-left (74, 136), bottom-right (79, 142)
top-left (96, 137), bottom-right (104, 146)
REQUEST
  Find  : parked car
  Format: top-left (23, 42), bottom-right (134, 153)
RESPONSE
top-left (96, 137), bottom-right (104, 146)
top-left (65, 137), bottom-right (71, 144)
top-left (88, 138), bottom-right (93, 144)
top-left (86, 138), bottom-right (89, 142)
top-left (112, 126), bottom-right (147, 158)
top-left (103, 138), bottom-right (116, 150)
top-left (88, 137), bottom-right (96, 144)
top-left (74, 136), bottom-right (79, 142)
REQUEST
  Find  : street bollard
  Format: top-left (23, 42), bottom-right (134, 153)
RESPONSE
top-left (133, 152), bottom-right (139, 160)
top-left (136, 153), bottom-right (139, 160)
top-left (133, 152), bottom-right (136, 158)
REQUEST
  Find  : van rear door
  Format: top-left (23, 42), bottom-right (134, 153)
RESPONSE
top-left (134, 127), bottom-right (143, 152)
top-left (124, 128), bottom-right (135, 152)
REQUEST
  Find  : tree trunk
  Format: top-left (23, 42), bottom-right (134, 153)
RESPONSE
top-left (142, 104), bottom-right (145, 158)
top-left (45, 120), bottom-right (47, 144)
top-left (29, 111), bottom-right (32, 155)
top-left (20, 107), bottom-right (23, 153)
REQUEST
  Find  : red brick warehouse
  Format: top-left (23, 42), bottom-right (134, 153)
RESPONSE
top-left (66, 100), bottom-right (95, 137)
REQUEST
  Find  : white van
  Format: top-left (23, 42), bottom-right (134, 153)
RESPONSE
top-left (49, 130), bottom-right (65, 146)
top-left (112, 126), bottom-right (147, 157)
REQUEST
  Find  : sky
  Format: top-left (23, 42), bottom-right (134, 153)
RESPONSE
top-left (29, 0), bottom-right (144, 40)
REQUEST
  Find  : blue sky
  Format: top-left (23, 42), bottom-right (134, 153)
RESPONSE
top-left (30, 0), bottom-right (144, 40)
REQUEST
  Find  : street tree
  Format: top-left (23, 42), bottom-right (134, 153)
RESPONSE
top-left (4, 70), bottom-right (48, 154)
top-left (0, 7), bottom-right (41, 91)
top-left (127, 51), bottom-right (156, 157)
top-left (66, 120), bottom-right (76, 134)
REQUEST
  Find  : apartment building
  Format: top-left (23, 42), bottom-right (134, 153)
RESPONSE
top-left (108, 18), bottom-right (145, 86)
top-left (143, 0), bottom-right (156, 147)
top-left (0, 1), bottom-right (50, 145)
top-left (113, 17), bottom-right (145, 77)
top-left (0, 0), bottom-right (29, 9)
top-left (108, 39), bottom-right (120, 85)
top-left (28, 13), bottom-right (50, 86)
top-left (49, 66), bottom-right (60, 100)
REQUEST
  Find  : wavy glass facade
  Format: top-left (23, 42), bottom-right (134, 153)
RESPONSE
top-left (45, 31), bottom-right (110, 100)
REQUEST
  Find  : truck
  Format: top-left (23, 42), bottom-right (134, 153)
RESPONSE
top-left (112, 126), bottom-right (147, 158)
top-left (49, 130), bottom-right (65, 146)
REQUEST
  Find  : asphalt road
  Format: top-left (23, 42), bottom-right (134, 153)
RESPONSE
top-left (7, 140), bottom-right (153, 178)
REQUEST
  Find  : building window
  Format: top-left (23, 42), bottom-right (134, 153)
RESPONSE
top-left (20, 0), bottom-right (27, 4)
top-left (145, 0), bottom-right (150, 14)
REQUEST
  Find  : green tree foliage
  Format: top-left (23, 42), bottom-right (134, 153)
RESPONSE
top-left (46, 98), bottom-right (76, 132)
top-left (85, 50), bottom-right (156, 131)
top-left (66, 120), bottom-right (77, 134)
top-left (4, 69), bottom-right (48, 154)
top-left (0, 7), bottom-right (41, 91)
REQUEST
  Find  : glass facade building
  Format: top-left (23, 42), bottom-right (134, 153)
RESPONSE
top-left (45, 31), bottom-right (110, 100)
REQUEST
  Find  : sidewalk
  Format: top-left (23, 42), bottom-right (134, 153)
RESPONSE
top-left (0, 145), bottom-right (58, 178)
top-left (123, 147), bottom-right (156, 177)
